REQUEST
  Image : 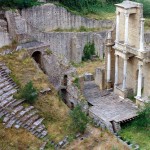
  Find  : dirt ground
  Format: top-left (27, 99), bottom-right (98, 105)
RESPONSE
top-left (65, 126), bottom-right (129, 150)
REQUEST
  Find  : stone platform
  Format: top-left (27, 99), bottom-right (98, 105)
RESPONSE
top-left (84, 81), bottom-right (138, 132)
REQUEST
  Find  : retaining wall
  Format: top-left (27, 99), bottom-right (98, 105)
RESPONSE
top-left (21, 3), bottom-right (113, 31)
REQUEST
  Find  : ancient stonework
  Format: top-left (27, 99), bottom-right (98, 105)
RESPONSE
top-left (103, 0), bottom-right (150, 106)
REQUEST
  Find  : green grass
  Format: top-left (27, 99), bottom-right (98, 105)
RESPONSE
top-left (47, 26), bottom-right (111, 32)
top-left (55, 2), bottom-right (115, 20)
top-left (120, 123), bottom-right (150, 150)
top-left (145, 18), bottom-right (150, 31)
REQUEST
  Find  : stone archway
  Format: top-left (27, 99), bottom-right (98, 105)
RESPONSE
top-left (32, 51), bottom-right (43, 70)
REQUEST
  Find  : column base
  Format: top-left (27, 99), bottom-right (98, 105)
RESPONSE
top-left (135, 96), bottom-right (150, 108)
top-left (114, 84), bottom-right (133, 99)
top-left (107, 81), bottom-right (112, 90)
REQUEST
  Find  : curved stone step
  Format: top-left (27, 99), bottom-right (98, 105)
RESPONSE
top-left (24, 115), bottom-right (39, 128)
top-left (0, 64), bottom-right (48, 139)
top-left (9, 99), bottom-right (25, 108)
top-left (18, 110), bottom-right (38, 126)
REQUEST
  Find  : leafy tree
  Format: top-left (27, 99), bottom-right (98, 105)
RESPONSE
top-left (70, 104), bottom-right (89, 133)
top-left (20, 81), bottom-right (38, 104)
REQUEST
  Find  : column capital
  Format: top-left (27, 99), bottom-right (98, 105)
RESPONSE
top-left (138, 61), bottom-right (144, 66)
top-left (140, 18), bottom-right (145, 22)
top-left (124, 12), bottom-right (129, 17)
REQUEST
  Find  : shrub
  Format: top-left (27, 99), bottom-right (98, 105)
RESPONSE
top-left (82, 42), bottom-right (95, 61)
top-left (73, 77), bottom-right (80, 89)
top-left (134, 103), bottom-right (150, 128)
top-left (0, 0), bottom-right (39, 9)
top-left (70, 104), bottom-right (89, 133)
top-left (19, 81), bottom-right (38, 104)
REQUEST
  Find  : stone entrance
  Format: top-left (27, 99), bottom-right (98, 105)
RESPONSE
top-left (32, 51), bottom-right (42, 69)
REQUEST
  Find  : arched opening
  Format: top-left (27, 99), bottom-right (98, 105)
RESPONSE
top-left (64, 75), bottom-right (68, 86)
top-left (32, 51), bottom-right (45, 73)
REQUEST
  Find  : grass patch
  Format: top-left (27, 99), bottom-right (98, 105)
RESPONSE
top-left (55, 1), bottom-right (116, 20)
top-left (73, 77), bottom-right (80, 89)
top-left (0, 40), bottom-right (18, 53)
top-left (120, 123), bottom-right (150, 150)
top-left (48, 26), bottom-right (111, 32)
top-left (72, 60), bottom-right (104, 75)
top-left (66, 125), bottom-right (129, 150)
top-left (120, 103), bottom-right (150, 150)
top-left (0, 123), bottom-right (42, 150)
top-left (145, 18), bottom-right (150, 31)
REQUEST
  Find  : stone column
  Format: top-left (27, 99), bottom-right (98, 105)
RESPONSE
top-left (139, 18), bottom-right (145, 51)
top-left (124, 12), bottom-right (129, 45)
top-left (115, 55), bottom-right (119, 85)
top-left (107, 47), bottom-right (111, 83)
top-left (137, 64), bottom-right (143, 97)
top-left (116, 12), bottom-right (120, 45)
top-left (122, 57), bottom-right (128, 90)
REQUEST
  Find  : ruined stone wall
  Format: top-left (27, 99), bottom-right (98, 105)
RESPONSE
top-left (4, 8), bottom-right (108, 63)
top-left (143, 63), bottom-right (150, 96)
top-left (21, 4), bottom-right (113, 31)
top-left (23, 20), bottom-right (107, 62)
top-left (0, 12), bottom-right (11, 47)
top-left (28, 31), bottom-right (106, 62)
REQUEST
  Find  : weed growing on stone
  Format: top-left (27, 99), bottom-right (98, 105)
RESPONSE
top-left (73, 77), bottom-right (80, 89)
top-left (82, 42), bottom-right (95, 61)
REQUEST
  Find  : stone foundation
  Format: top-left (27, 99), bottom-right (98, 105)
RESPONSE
top-left (114, 85), bottom-right (133, 99)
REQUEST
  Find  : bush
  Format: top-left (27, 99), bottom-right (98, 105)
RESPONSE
top-left (82, 42), bottom-right (95, 61)
top-left (70, 104), bottom-right (89, 133)
top-left (0, 0), bottom-right (39, 9)
top-left (73, 77), bottom-right (80, 89)
top-left (134, 103), bottom-right (150, 128)
top-left (19, 81), bottom-right (38, 104)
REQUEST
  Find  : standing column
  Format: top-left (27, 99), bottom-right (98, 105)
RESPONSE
top-left (137, 64), bottom-right (143, 97)
top-left (115, 55), bottom-right (119, 85)
top-left (115, 12), bottom-right (120, 45)
top-left (124, 12), bottom-right (129, 45)
top-left (107, 47), bottom-right (111, 82)
top-left (139, 18), bottom-right (145, 51)
top-left (122, 57), bottom-right (128, 90)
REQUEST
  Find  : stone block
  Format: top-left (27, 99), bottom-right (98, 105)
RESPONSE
top-left (84, 73), bottom-right (94, 81)
top-left (95, 67), bottom-right (105, 90)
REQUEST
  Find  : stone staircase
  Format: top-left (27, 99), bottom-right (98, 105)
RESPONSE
top-left (0, 63), bottom-right (48, 139)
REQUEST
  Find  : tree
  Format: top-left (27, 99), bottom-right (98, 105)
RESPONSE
top-left (70, 104), bottom-right (89, 133)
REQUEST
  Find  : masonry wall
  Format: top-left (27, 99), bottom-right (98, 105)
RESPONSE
top-left (0, 14), bottom-right (11, 47)
top-left (0, 32), bottom-right (11, 48)
top-left (143, 63), bottom-right (150, 96)
top-left (28, 31), bottom-right (106, 62)
top-left (21, 4), bottom-right (113, 31)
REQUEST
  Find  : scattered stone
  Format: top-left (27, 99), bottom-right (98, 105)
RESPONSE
top-left (75, 133), bottom-right (81, 138)
top-left (84, 73), bottom-right (94, 81)
top-left (40, 88), bottom-right (51, 94)
top-left (40, 142), bottom-right (47, 150)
